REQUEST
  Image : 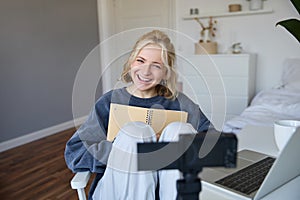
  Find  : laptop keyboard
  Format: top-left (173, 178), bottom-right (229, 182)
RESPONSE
top-left (215, 157), bottom-right (275, 195)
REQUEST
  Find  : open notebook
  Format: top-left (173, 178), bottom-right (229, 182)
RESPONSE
top-left (107, 103), bottom-right (188, 141)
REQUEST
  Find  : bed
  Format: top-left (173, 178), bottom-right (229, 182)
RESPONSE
top-left (223, 58), bottom-right (300, 134)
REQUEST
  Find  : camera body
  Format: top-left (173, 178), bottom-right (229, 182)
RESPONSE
top-left (137, 131), bottom-right (237, 172)
top-left (137, 131), bottom-right (237, 200)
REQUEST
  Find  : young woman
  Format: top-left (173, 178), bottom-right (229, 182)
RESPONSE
top-left (65, 30), bottom-right (212, 200)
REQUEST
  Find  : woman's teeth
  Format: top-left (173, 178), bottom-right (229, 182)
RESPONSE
top-left (138, 75), bottom-right (151, 82)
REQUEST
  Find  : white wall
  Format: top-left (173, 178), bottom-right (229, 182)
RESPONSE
top-left (175, 0), bottom-right (300, 93)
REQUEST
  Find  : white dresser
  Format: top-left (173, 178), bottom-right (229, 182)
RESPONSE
top-left (177, 54), bottom-right (256, 130)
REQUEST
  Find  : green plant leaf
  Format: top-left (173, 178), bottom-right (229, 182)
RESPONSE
top-left (291, 0), bottom-right (300, 15)
top-left (276, 19), bottom-right (300, 43)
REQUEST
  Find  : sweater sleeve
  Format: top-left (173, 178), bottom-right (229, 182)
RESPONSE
top-left (177, 92), bottom-right (213, 132)
top-left (64, 100), bottom-right (112, 174)
top-left (196, 108), bottom-right (212, 132)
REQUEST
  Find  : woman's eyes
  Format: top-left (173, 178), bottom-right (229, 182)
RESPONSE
top-left (152, 64), bottom-right (162, 69)
top-left (136, 59), bottom-right (144, 63)
top-left (135, 59), bottom-right (162, 69)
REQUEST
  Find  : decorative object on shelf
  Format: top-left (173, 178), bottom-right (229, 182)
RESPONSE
top-left (182, 8), bottom-right (273, 20)
top-left (194, 17), bottom-right (217, 43)
top-left (276, 0), bottom-right (300, 43)
top-left (247, 0), bottom-right (266, 11)
top-left (228, 43), bottom-right (243, 54)
top-left (229, 4), bottom-right (242, 12)
top-left (195, 42), bottom-right (218, 54)
top-left (194, 17), bottom-right (218, 54)
top-left (190, 8), bottom-right (199, 15)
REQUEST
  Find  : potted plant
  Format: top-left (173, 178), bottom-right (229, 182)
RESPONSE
top-left (194, 17), bottom-right (218, 54)
top-left (276, 0), bottom-right (300, 43)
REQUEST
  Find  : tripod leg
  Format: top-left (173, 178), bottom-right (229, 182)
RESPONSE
top-left (176, 178), bottom-right (202, 200)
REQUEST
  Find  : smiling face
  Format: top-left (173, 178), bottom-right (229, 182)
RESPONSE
top-left (128, 44), bottom-right (166, 98)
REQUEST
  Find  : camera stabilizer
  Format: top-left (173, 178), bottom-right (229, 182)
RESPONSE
top-left (137, 130), bottom-right (237, 200)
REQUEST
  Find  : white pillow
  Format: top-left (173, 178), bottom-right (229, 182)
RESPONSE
top-left (281, 58), bottom-right (300, 87)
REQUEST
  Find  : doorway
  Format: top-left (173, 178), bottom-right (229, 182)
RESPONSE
top-left (97, 0), bottom-right (175, 92)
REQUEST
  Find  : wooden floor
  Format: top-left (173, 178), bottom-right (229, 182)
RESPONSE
top-left (0, 127), bottom-right (92, 200)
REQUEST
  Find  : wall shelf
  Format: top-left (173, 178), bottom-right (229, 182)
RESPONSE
top-left (183, 8), bottom-right (273, 20)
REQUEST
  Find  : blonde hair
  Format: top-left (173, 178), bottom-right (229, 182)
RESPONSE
top-left (121, 30), bottom-right (178, 99)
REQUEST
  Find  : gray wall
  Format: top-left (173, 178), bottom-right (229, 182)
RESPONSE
top-left (0, 0), bottom-right (100, 142)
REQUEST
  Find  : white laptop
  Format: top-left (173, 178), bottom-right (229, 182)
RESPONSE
top-left (200, 127), bottom-right (300, 200)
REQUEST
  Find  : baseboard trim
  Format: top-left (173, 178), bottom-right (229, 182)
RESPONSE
top-left (0, 116), bottom-right (87, 153)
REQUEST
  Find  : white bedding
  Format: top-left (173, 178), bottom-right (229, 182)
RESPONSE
top-left (223, 87), bottom-right (300, 134)
top-left (223, 58), bottom-right (300, 134)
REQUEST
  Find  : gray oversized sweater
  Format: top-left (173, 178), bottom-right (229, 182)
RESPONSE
top-left (64, 87), bottom-right (211, 197)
